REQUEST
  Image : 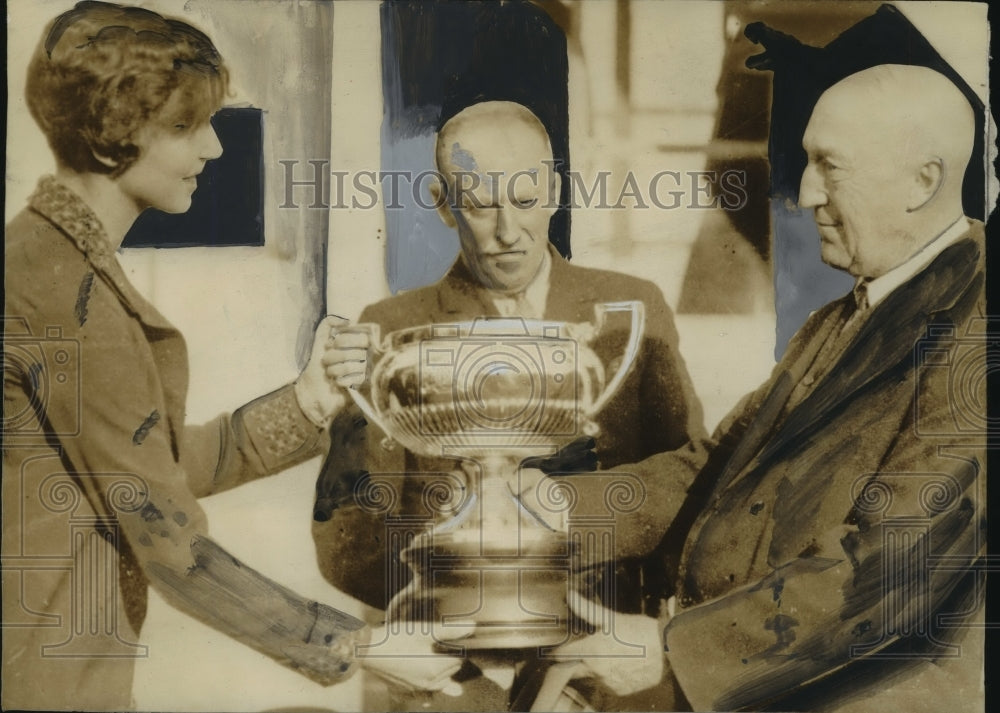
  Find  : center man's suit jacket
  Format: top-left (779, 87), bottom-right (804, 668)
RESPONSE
top-left (313, 247), bottom-right (708, 616)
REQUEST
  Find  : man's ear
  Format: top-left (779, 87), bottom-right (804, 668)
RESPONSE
top-left (908, 156), bottom-right (944, 212)
top-left (546, 170), bottom-right (562, 214)
top-left (430, 177), bottom-right (457, 228)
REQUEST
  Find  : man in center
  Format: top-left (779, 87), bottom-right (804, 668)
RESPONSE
top-left (312, 100), bottom-right (707, 710)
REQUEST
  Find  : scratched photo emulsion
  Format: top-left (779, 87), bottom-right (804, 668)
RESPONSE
top-left (3, 1), bottom-right (992, 712)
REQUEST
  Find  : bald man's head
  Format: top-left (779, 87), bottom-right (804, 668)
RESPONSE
top-left (429, 101), bottom-right (561, 293)
top-left (815, 65), bottom-right (974, 191)
top-left (799, 65), bottom-right (975, 278)
top-left (435, 101), bottom-right (554, 191)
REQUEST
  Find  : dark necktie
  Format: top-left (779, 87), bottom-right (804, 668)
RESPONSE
top-left (783, 278), bottom-right (871, 414)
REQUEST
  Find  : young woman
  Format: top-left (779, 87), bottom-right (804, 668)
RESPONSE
top-left (3, 3), bottom-right (375, 708)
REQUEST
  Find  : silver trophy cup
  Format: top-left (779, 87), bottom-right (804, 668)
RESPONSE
top-left (349, 301), bottom-right (644, 649)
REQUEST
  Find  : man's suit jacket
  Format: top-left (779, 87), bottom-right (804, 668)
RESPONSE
top-left (661, 222), bottom-right (987, 712)
top-left (313, 248), bottom-right (707, 614)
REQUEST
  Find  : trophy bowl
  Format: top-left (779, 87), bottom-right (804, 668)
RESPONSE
top-left (350, 302), bottom-right (644, 649)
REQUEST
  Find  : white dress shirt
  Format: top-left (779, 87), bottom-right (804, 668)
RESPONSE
top-left (490, 248), bottom-right (552, 320)
top-left (862, 216), bottom-right (971, 310)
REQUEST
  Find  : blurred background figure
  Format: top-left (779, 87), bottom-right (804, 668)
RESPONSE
top-left (675, 1), bottom-right (874, 318)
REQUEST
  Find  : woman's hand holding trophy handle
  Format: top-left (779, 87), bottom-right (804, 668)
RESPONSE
top-left (295, 315), bottom-right (373, 428)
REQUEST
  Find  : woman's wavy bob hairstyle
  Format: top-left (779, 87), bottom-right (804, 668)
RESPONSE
top-left (27, 1), bottom-right (229, 177)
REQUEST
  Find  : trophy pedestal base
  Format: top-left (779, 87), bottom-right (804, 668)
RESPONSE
top-left (450, 620), bottom-right (571, 650)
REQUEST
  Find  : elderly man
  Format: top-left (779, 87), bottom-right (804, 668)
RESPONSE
top-left (312, 100), bottom-right (707, 710)
top-left (601, 64), bottom-right (985, 711)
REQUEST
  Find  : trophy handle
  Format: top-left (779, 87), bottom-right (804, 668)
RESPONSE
top-left (347, 387), bottom-right (394, 442)
top-left (587, 300), bottom-right (645, 416)
top-left (339, 322), bottom-right (397, 439)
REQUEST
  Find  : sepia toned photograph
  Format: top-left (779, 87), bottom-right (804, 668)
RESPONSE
top-left (3, 1), bottom-right (993, 711)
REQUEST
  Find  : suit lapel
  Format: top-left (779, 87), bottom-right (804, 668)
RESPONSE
top-left (97, 257), bottom-right (179, 333)
top-left (95, 257), bottom-right (189, 455)
top-left (750, 233), bottom-right (983, 474)
top-left (28, 177), bottom-right (178, 334)
top-left (541, 251), bottom-right (593, 322)
top-left (30, 180), bottom-right (188, 450)
top-left (710, 299), bottom-right (848, 491)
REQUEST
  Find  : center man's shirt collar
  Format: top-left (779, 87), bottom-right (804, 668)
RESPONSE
top-left (490, 247), bottom-right (552, 320)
